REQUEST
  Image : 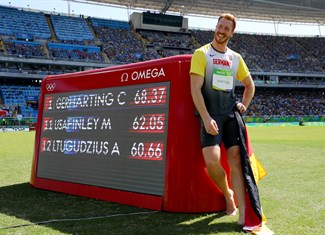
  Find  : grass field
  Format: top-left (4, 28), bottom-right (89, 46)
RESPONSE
top-left (0, 126), bottom-right (324, 235)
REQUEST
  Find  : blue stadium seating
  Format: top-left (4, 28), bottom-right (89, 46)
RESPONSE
top-left (0, 85), bottom-right (39, 117)
top-left (50, 14), bottom-right (94, 41)
top-left (89, 17), bottom-right (130, 29)
top-left (0, 6), bottom-right (51, 39)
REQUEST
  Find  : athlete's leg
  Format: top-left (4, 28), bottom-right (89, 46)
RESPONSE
top-left (227, 145), bottom-right (246, 225)
top-left (202, 145), bottom-right (237, 216)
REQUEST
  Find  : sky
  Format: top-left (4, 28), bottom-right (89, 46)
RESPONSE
top-left (1, 0), bottom-right (324, 36)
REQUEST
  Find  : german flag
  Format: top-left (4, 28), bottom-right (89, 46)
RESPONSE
top-left (234, 110), bottom-right (274, 234)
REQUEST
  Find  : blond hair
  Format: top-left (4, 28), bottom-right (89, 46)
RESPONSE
top-left (218, 13), bottom-right (236, 31)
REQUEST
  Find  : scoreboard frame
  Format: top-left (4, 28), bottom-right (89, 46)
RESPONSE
top-left (30, 55), bottom-right (231, 212)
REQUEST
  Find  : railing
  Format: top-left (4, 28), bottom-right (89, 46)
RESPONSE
top-left (1, 117), bottom-right (36, 127)
top-left (244, 115), bottom-right (324, 123)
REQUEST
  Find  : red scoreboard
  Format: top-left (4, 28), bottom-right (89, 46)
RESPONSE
top-left (30, 55), bottom-right (231, 212)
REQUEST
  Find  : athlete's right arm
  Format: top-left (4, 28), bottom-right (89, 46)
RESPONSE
top-left (190, 73), bottom-right (219, 135)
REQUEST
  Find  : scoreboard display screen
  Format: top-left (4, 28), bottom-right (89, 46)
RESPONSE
top-left (37, 82), bottom-right (170, 196)
top-left (143, 12), bottom-right (183, 27)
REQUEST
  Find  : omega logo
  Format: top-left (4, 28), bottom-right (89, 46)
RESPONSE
top-left (121, 68), bottom-right (165, 82)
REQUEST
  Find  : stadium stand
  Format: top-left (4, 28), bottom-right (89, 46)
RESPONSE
top-left (240, 89), bottom-right (324, 117)
top-left (137, 29), bottom-right (193, 57)
top-left (89, 17), bottom-right (161, 63)
top-left (89, 18), bottom-right (131, 29)
top-left (0, 6), bottom-right (51, 39)
top-left (94, 26), bottom-right (144, 63)
top-left (47, 14), bottom-right (105, 62)
top-left (50, 14), bottom-right (94, 41)
top-left (0, 84), bottom-right (39, 117)
top-left (5, 40), bottom-right (47, 59)
top-left (0, 5), bottom-right (324, 125)
top-left (192, 29), bottom-right (325, 74)
top-left (48, 42), bottom-right (104, 62)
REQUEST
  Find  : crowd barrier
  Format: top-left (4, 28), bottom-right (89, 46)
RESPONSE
top-left (246, 122), bottom-right (324, 127)
top-left (1, 117), bottom-right (36, 127)
top-left (244, 115), bottom-right (324, 123)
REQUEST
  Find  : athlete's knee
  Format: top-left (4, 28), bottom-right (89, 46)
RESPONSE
top-left (227, 146), bottom-right (242, 171)
top-left (202, 147), bottom-right (224, 175)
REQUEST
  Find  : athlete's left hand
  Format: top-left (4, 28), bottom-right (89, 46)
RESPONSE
top-left (236, 103), bottom-right (246, 114)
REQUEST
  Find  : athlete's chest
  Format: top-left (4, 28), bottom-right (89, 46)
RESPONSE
top-left (206, 51), bottom-right (235, 70)
top-left (205, 51), bottom-right (237, 92)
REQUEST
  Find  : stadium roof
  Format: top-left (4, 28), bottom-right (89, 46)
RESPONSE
top-left (84, 0), bottom-right (325, 24)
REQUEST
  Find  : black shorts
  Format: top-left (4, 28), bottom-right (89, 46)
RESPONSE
top-left (200, 111), bottom-right (240, 149)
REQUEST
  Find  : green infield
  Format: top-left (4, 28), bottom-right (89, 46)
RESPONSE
top-left (0, 126), bottom-right (324, 235)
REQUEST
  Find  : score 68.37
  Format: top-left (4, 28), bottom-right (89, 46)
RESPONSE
top-left (130, 85), bottom-right (167, 106)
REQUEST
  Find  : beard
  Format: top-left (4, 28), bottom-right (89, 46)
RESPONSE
top-left (214, 32), bottom-right (230, 45)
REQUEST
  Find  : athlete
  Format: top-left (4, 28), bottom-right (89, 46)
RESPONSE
top-left (190, 13), bottom-right (255, 225)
